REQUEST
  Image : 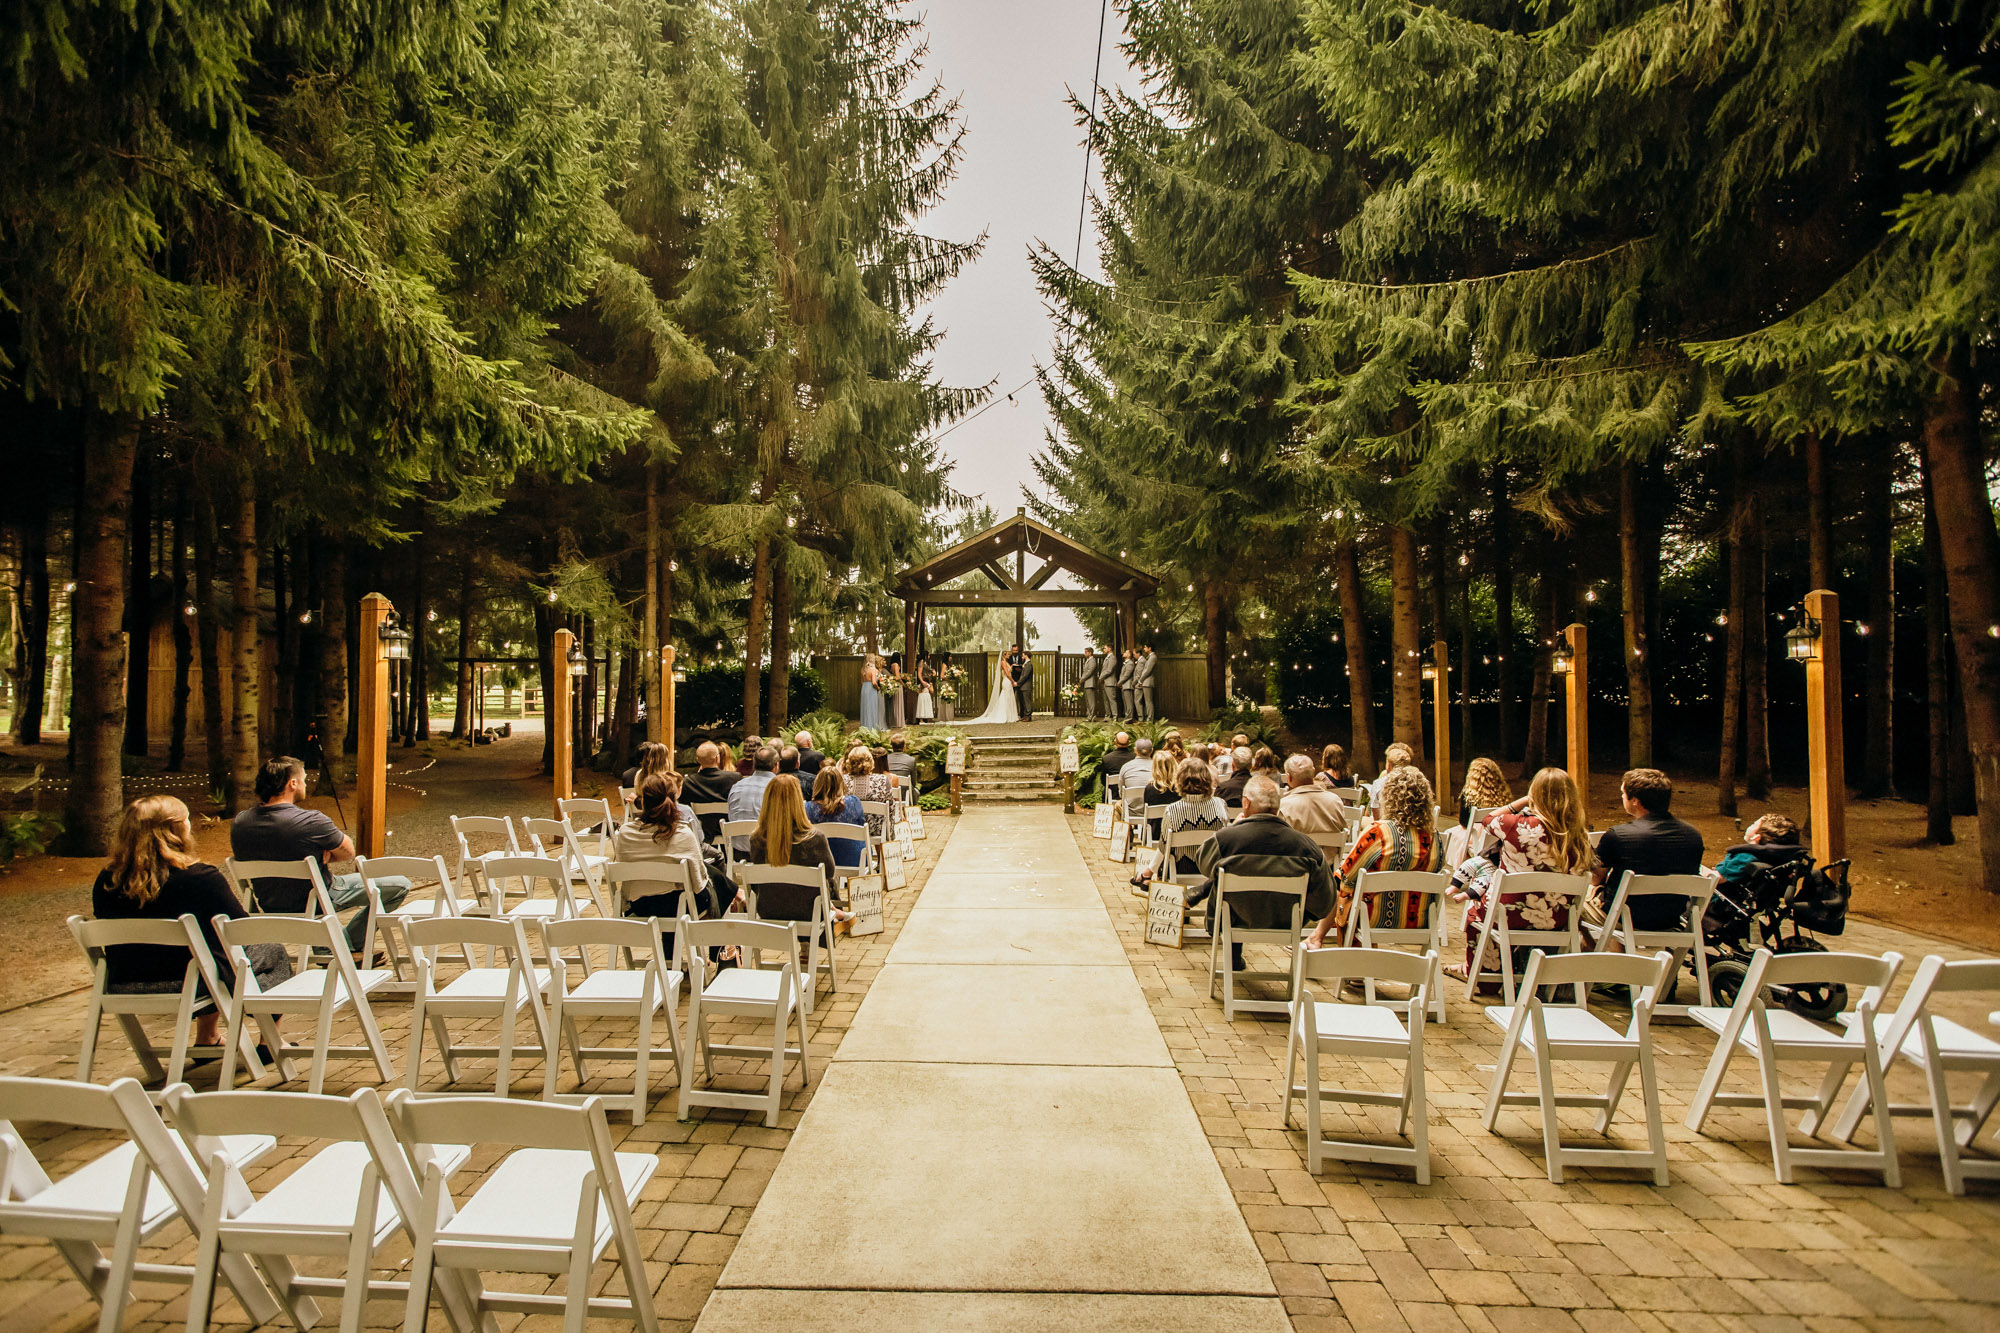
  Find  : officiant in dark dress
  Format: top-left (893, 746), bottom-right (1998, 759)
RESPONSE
top-left (1006, 644), bottom-right (1034, 720)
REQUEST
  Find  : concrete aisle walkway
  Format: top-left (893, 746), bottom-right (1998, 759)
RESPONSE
top-left (696, 805), bottom-right (1286, 1331)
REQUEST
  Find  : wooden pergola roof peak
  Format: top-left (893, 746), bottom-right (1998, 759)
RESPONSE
top-left (890, 512), bottom-right (1159, 601)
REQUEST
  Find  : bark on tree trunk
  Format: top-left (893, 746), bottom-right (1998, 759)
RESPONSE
top-left (1459, 578), bottom-right (1474, 757)
top-left (1861, 444), bottom-right (1895, 797)
top-left (1492, 466), bottom-right (1516, 760)
top-left (769, 549), bottom-right (793, 727)
top-left (1744, 492), bottom-right (1772, 800)
top-left (657, 537), bottom-right (674, 746)
top-left (1920, 348), bottom-right (2000, 891)
top-left (194, 486), bottom-right (229, 803)
top-left (452, 554), bottom-right (475, 740)
top-left (1524, 561), bottom-right (1555, 773)
top-left (228, 470), bottom-right (259, 813)
top-left (122, 442), bottom-right (151, 758)
top-left (1806, 429), bottom-right (1833, 590)
top-left (534, 599), bottom-right (557, 775)
top-left (1620, 461), bottom-right (1654, 767)
top-left (1921, 456), bottom-right (1955, 844)
top-left (1204, 582), bottom-right (1228, 710)
top-left (272, 547), bottom-right (294, 757)
top-left (1718, 445), bottom-right (1747, 816)
top-left (1389, 525), bottom-right (1424, 761)
top-left (642, 466), bottom-right (660, 743)
top-left (63, 412), bottom-right (138, 856)
top-left (168, 490), bottom-right (193, 771)
top-left (14, 510), bottom-right (49, 746)
top-left (318, 539), bottom-right (349, 786)
top-left (742, 536), bottom-right (770, 736)
top-left (1334, 540), bottom-right (1377, 774)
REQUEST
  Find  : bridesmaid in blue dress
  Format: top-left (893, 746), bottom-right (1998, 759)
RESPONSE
top-left (859, 654), bottom-right (885, 729)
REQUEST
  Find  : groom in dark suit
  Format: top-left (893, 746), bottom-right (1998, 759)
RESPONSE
top-left (1006, 644), bottom-right (1034, 719)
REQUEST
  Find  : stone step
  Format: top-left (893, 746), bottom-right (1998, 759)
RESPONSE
top-left (961, 789), bottom-right (1062, 802)
top-left (963, 776), bottom-right (1059, 792)
top-left (969, 755), bottom-right (1051, 771)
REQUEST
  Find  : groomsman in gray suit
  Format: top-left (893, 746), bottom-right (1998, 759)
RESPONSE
top-left (1118, 648), bottom-right (1139, 721)
top-left (1078, 646), bottom-right (1102, 719)
top-left (1136, 645), bottom-right (1158, 720)
top-left (1098, 644), bottom-right (1121, 721)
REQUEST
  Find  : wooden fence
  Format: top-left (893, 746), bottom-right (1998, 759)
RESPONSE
top-left (811, 652), bottom-right (1209, 722)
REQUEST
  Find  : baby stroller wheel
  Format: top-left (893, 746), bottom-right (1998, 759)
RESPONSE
top-left (1708, 958), bottom-right (1749, 1011)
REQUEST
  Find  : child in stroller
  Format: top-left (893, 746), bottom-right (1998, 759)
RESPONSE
top-left (1702, 813), bottom-right (1853, 1018)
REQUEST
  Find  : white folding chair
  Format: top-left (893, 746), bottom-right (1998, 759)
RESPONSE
top-left (1482, 949), bottom-right (1677, 1185)
top-left (1140, 803), bottom-right (1172, 846)
top-left (739, 864), bottom-right (839, 1012)
top-left (558, 798), bottom-right (617, 867)
top-left (1158, 827), bottom-right (1219, 941)
top-left (1828, 955), bottom-right (2000, 1194)
top-left (540, 918), bottom-right (683, 1126)
top-left (451, 815), bottom-right (523, 908)
top-left (67, 915), bottom-right (265, 1090)
top-left (677, 916), bottom-right (810, 1128)
top-left (525, 816), bottom-right (615, 919)
top-left (858, 799), bottom-right (896, 853)
top-left (1685, 948), bottom-right (1905, 1185)
top-left (688, 801), bottom-right (728, 843)
top-left (393, 1093), bottom-right (659, 1333)
top-left (404, 916), bottom-right (555, 1097)
top-left (719, 820), bottom-right (759, 882)
top-left (165, 1086), bottom-right (475, 1333)
top-left (480, 854), bottom-right (590, 936)
top-left (1283, 948), bottom-right (1434, 1180)
top-left (0, 1075), bottom-right (282, 1332)
top-left (356, 854), bottom-right (484, 980)
top-left (220, 856), bottom-right (335, 923)
top-left (1590, 871), bottom-right (1717, 1017)
top-left (1340, 870), bottom-right (1452, 1023)
top-left (1464, 871), bottom-right (1591, 1005)
top-left (212, 913), bottom-right (397, 1095)
top-left (818, 824), bottom-right (876, 900)
top-left (1208, 871), bottom-right (1309, 1022)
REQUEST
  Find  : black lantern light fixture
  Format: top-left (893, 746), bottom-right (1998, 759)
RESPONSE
top-left (1550, 639), bottom-right (1575, 675)
top-left (379, 611), bottom-right (412, 661)
top-left (1785, 610), bottom-right (1823, 662)
top-left (566, 643), bottom-right (589, 678)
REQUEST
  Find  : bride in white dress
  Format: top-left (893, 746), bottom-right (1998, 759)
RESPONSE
top-left (962, 651), bottom-right (1020, 726)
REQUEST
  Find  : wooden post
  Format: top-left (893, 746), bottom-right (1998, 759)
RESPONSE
top-left (356, 592), bottom-right (391, 859)
top-left (1804, 589), bottom-right (1846, 863)
top-left (660, 644), bottom-right (677, 756)
top-left (1432, 634), bottom-right (1451, 804)
top-left (950, 774), bottom-right (962, 815)
top-left (905, 601), bottom-right (920, 719)
top-left (552, 627), bottom-right (575, 813)
top-left (1564, 621), bottom-right (1589, 828)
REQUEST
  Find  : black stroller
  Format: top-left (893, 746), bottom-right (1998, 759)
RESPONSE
top-left (1699, 855), bottom-right (1853, 1019)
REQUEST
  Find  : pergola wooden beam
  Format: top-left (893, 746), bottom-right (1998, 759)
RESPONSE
top-left (908, 589), bottom-right (1132, 608)
top-left (978, 561), bottom-right (1020, 590)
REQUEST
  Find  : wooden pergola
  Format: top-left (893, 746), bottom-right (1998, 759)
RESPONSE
top-left (890, 509), bottom-right (1159, 654)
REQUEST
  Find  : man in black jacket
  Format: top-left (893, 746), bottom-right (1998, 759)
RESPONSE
top-left (681, 742), bottom-right (740, 842)
top-left (793, 730), bottom-right (827, 777)
top-left (1097, 732), bottom-right (1134, 797)
top-left (1188, 776), bottom-right (1335, 963)
top-left (1589, 767), bottom-right (1705, 936)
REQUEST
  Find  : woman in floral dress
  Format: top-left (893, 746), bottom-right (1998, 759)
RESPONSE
top-left (1303, 765), bottom-right (1443, 949)
top-left (1445, 766), bottom-right (1597, 982)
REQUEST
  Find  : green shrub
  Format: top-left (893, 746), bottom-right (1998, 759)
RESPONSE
top-left (917, 789), bottom-right (951, 811)
top-left (787, 709), bottom-right (849, 757)
top-left (0, 811), bottom-right (63, 865)
top-left (679, 662), bottom-right (829, 733)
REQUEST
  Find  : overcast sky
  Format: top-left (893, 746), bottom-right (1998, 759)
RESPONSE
top-left (912, 2), bottom-right (1137, 650)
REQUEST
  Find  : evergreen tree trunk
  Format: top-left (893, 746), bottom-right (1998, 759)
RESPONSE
top-left (769, 552), bottom-right (793, 728)
top-left (1458, 579), bottom-right (1473, 758)
top-left (194, 487), bottom-right (228, 802)
top-left (1744, 493), bottom-right (1771, 800)
top-left (611, 646), bottom-right (637, 767)
top-left (1861, 445), bottom-right (1895, 797)
top-left (534, 598), bottom-right (558, 775)
top-left (1389, 525), bottom-right (1424, 760)
top-left (1524, 562), bottom-right (1555, 773)
top-left (1806, 429), bottom-right (1833, 590)
top-left (318, 539), bottom-right (349, 786)
top-left (453, 555), bottom-right (475, 740)
top-left (14, 509), bottom-right (49, 746)
top-left (1333, 541), bottom-right (1376, 773)
top-left (1920, 348), bottom-right (2000, 892)
top-left (743, 536), bottom-right (770, 736)
top-left (1204, 582), bottom-right (1228, 710)
top-left (272, 547), bottom-right (294, 756)
top-left (408, 527), bottom-right (429, 746)
top-left (168, 490), bottom-right (192, 771)
top-left (657, 536), bottom-right (674, 746)
top-left (228, 471), bottom-right (259, 813)
top-left (1491, 465), bottom-right (1516, 760)
top-left (1619, 461), bottom-right (1654, 767)
top-left (642, 467), bottom-right (660, 743)
top-left (1921, 456), bottom-right (1955, 844)
top-left (1719, 445), bottom-right (1747, 816)
top-left (121, 442), bottom-right (151, 758)
top-left (63, 411), bottom-right (138, 856)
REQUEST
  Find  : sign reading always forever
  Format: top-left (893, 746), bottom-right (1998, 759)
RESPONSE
top-left (850, 876), bottom-right (884, 936)
top-left (945, 742), bottom-right (967, 775)
top-left (1146, 879), bottom-right (1185, 947)
top-left (1059, 741), bottom-right (1080, 774)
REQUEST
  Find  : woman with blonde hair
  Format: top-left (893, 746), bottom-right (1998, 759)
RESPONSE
top-left (747, 775), bottom-right (850, 925)
top-left (1139, 749), bottom-right (1181, 843)
top-left (1304, 766), bottom-right (1443, 948)
top-left (1457, 757), bottom-right (1512, 827)
top-left (1446, 767), bottom-right (1597, 982)
top-left (91, 795), bottom-right (291, 1045)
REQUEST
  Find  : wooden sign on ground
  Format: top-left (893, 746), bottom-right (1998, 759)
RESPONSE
top-left (850, 876), bottom-right (884, 936)
top-left (1146, 880), bottom-right (1185, 948)
top-left (1093, 803), bottom-right (1114, 839)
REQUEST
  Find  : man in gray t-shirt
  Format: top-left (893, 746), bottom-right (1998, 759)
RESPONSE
top-left (230, 757), bottom-right (407, 952)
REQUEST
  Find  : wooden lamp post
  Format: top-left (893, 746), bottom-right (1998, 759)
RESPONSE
top-left (660, 644), bottom-right (677, 756)
top-left (1424, 638), bottom-right (1451, 803)
top-left (1552, 622), bottom-right (1589, 827)
top-left (355, 593), bottom-right (406, 859)
top-left (1790, 590), bottom-right (1846, 864)
top-left (552, 627), bottom-right (579, 812)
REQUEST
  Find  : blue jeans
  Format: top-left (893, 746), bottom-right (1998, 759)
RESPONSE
top-left (329, 872), bottom-right (408, 953)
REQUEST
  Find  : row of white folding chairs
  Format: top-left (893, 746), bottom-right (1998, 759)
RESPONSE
top-left (0, 1075), bottom-right (657, 1332)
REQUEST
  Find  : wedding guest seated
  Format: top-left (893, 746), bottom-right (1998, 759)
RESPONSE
top-left (726, 745), bottom-right (779, 854)
top-left (1315, 743), bottom-right (1351, 789)
top-left (1185, 777), bottom-right (1335, 968)
top-left (1457, 757), bottom-right (1512, 827)
top-left (778, 746), bottom-right (800, 775)
top-left (1097, 732), bottom-right (1135, 793)
top-left (736, 737), bottom-right (762, 776)
top-left (807, 768), bottom-right (868, 868)
top-left (1140, 749), bottom-right (1180, 841)
top-left (1445, 767), bottom-right (1597, 983)
top-left (1119, 739), bottom-right (1157, 818)
top-left (843, 745), bottom-right (895, 837)
top-left (620, 740), bottom-right (670, 790)
top-left (746, 776), bottom-right (849, 923)
top-left (1304, 766), bottom-right (1442, 949)
top-left (1217, 747), bottom-right (1253, 808)
top-left (231, 756), bottom-right (406, 954)
top-left (1160, 759), bottom-right (1228, 878)
top-left (613, 774), bottom-right (726, 920)
top-left (1162, 731), bottom-right (1186, 761)
top-left (794, 730), bottom-right (828, 777)
top-left (1585, 768), bottom-right (1704, 939)
top-left (682, 742), bottom-right (741, 841)
top-left (95, 795), bottom-right (292, 1048)
top-left (1279, 754), bottom-right (1346, 837)
top-left (885, 733), bottom-right (918, 784)
top-left (1365, 741), bottom-right (1415, 809)
top-left (1716, 812), bottom-right (1807, 884)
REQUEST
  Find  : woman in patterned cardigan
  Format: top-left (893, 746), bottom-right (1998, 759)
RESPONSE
top-left (1304, 766), bottom-right (1442, 949)
top-left (1444, 766), bottom-right (1597, 981)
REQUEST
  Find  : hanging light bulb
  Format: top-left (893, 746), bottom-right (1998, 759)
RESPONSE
top-left (1218, 450), bottom-right (1230, 464)
top-left (1458, 554), bottom-right (1470, 567)
top-left (1715, 613), bottom-right (1729, 626)
top-left (1855, 622), bottom-right (1870, 636)
top-left (298, 610), bottom-right (313, 625)
top-left (669, 560), bottom-right (678, 572)
top-left (1585, 589), bottom-right (1598, 603)
top-left (787, 515), bottom-right (796, 528)
top-left (546, 590), bottom-right (558, 603)
top-left (426, 609), bottom-right (438, 622)
top-left (63, 581), bottom-right (75, 593)
top-left (183, 602), bottom-right (197, 617)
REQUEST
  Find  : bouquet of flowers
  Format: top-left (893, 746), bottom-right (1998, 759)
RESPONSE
top-left (1059, 682), bottom-right (1083, 704)
top-left (936, 680), bottom-right (958, 704)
